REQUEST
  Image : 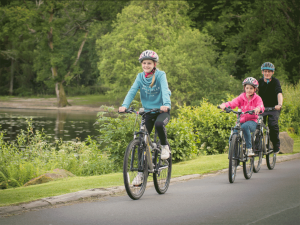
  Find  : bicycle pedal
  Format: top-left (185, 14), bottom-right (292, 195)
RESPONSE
top-left (133, 184), bottom-right (142, 187)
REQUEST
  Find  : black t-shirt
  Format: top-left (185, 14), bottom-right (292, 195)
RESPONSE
top-left (258, 77), bottom-right (282, 107)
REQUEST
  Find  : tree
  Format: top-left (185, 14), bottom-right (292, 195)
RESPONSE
top-left (0, 0), bottom-right (130, 104)
top-left (160, 28), bottom-right (240, 105)
top-left (96, 0), bottom-right (192, 90)
top-left (187, 0), bottom-right (300, 84)
top-left (0, 1), bottom-right (37, 95)
top-left (97, 0), bottom-right (239, 105)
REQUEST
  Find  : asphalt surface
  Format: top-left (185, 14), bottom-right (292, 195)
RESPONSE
top-left (1, 155), bottom-right (299, 225)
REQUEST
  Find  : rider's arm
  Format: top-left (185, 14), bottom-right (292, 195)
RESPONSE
top-left (275, 93), bottom-right (283, 110)
top-left (256, 96), bottom-right (265, 113)
top-left (160, 72), bottom-right (171, 109)
top-left (223, 94), bottom-right (243, 109)
top-left (275, 79), bottom-right (283, 110)
top-left (121, 75), bottom-right (140, 109)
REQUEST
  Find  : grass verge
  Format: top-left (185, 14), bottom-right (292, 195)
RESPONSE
top-left (2, 134), bottom-right (300, 208)
top-left (0, 154), bottom-right (228, 207)
top-left (1, 135), bottom-right (300, 207)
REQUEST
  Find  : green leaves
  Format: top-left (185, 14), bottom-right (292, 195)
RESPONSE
top-left (96, 0), bottom-right (191, 91)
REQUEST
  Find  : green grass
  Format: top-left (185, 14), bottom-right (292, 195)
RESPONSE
top-left (0, 94), bottom-right (124, 107)
top-left (0, 154), bottom-right (229, 207)
top-left (0, 133), bottom-right (299, 207)
top-left (68, 94), bottom-right (123, 106)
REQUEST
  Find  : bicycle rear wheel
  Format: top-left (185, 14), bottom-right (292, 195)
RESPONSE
top-left (123, 139), bottom-right (148, 200)
top-left (228, 135), bottom-right (239, 183)
top-left (266, 133), bottom-right (276, 170)
top-left (153, 146), bottom-right (172, 194)
top-left (253, 130), bottom-right (263, 173)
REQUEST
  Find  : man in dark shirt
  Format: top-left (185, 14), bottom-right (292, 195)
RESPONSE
top-left (258, 62), bottom-right (283, 153)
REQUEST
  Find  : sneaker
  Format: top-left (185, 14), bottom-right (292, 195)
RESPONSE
top-left (273, 147), bottom-right (280, 154)
top-left (161, 145), bottom-right (170, 160)
top-left (247, 148), bottom-right (255, 156)
top-left (132, 172), bottom-right (144, 186)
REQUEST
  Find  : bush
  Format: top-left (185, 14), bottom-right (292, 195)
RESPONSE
top-left (96, 105), bottom-right (198, 166)
top-left (0, 120), bottom-right (114, 189)
top-left (176, 100), bottom-right (236, 155)
top-left (167, 117), bottom-right (198, 162)
top-left (280, 83), bottom-right (300, 134)
top-left (96, 106), bottom-right (138, 171)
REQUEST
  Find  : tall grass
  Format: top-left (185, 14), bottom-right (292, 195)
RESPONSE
top-left (0, 120), bottom-right (114, 189)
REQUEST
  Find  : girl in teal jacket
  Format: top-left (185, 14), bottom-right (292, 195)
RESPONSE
top-left (119, 50), bottom-right (171, 186)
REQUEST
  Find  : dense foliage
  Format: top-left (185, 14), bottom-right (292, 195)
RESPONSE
top-left (0, 0), bottom-right (298, 106)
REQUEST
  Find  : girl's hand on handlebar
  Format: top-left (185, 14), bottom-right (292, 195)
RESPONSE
top-left (254, 107), bottom-right (260, 115)
top-left (119, 107), bottom-right (127, 113)
top-left (160, 106), bottom-right (169, 113)
top-left (219, 103), bottom-right (226, 111)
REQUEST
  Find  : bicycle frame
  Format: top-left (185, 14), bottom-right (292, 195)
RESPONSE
top-left (255, 107), bottom-right (275, 155)
top-left (130, 108), bottom-right (162, 174)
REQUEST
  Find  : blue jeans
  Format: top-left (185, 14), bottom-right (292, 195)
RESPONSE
top-left (232, 121), bottom-right (257, 149)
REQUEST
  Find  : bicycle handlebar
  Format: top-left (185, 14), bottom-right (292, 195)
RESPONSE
top-left (264, 107), bottom-right (276, 112)
top-left (119, 107), bottom-right (165, 115)
top-left (217, 106), bottom-right (256, 115)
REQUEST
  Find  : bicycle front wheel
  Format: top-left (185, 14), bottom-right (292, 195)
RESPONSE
top-left (253, 130), bottom-right (263, 173)
top-left (228, 134), bottom-right (239, 183)
top-left (243, 154), bottom-right (254, 179)
top-left (123, 139), bottom-right (148, 200)
top-left (153, 147), bottom-right (172, 194)
top-left (266, 134), bottom-right (276, 170)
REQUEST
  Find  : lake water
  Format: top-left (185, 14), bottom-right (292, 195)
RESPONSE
top-left (0, 108), bottom-right (101, 142)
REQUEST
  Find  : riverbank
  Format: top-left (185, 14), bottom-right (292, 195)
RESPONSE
top-left (0, 96), bottom-right (120, 112)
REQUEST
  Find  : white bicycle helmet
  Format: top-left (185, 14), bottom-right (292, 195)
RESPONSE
top-left (138, 50), bottom-right (159, 63)
top-left (242, 77), bottom-right (259, 88)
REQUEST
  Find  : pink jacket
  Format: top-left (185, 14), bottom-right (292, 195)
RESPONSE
top-left (224, 93), bottom-right (264, 123)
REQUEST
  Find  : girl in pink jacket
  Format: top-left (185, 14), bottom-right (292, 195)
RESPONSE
top-left (219, 77), bottom-right (264, 156)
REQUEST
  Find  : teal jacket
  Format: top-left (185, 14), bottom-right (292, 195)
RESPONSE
top-left (122, 69), bottom-right (171, 111)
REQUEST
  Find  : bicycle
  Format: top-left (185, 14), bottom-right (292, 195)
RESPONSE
top-left (252, 107), bottom-right (277, 172)
top-left (218, 106), bottom-right (255, 183)
top-left (121, 107), bottom-right (172, 200)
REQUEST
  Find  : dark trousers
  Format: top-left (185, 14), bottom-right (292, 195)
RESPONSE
top-left (263, 110), bottom-right (281, 151)
top-left (145, 111), bottom-right (170, 145)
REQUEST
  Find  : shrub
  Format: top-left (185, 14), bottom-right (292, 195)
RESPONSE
top-left (176, 100), bottom-right (236, 155)
top-left (167, 117), bottom-right (198, 162)
top-left (96, 105), bottom-right (198, 166)
top-left (280, 83), bottom-right (300, 134)
top-left (0, 120), bottom-right (114, 189)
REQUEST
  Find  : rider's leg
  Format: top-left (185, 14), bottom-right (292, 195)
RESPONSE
top-left (241, 121), bottom-right (257, 156)
top-left (154, 112), bottom-right (170, 159)
top-left (267, 110), bottom-right (281, 153)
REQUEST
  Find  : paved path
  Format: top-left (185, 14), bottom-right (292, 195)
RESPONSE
top-left (1, 153), bottom-right (299, 224)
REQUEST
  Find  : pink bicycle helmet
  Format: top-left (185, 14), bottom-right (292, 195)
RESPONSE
top-left (242, 77), bottom-right (259, 88)
top-left (139, 50), bottom-right (159, 63)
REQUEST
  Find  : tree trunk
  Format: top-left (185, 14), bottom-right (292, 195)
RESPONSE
top-left (48, 9), bottom-right (70, 107)
top-left (9, 58), bottom-right (14, 96)
top-left (57, 82), bottom-right (70, 107)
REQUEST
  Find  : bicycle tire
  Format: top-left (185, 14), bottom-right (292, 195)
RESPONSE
top-left (266, 133), bottom-right (276, 170)
top-left (123, 139), bottom-right (148, 200)
top-left (228, 134), bottom-right (239, 183)
top-left (242, 134), bottom-right (254, 179)
top-left (153, 146), bottom-right (172, 194)
top-left (243, 154), bottom-right (254, 179)
top-left (253, 130), bottom-right (263, 173)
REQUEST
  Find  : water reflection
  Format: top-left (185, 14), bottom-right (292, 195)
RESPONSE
top-left (0, 108), bottom-right (100, 142)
